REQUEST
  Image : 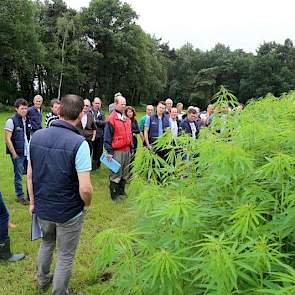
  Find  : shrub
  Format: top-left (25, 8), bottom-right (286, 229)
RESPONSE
top-left (94, 87), bottom-right (295, 294)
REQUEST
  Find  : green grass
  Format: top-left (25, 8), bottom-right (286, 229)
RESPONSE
top-left (0, 111), bottom-right (142, 294)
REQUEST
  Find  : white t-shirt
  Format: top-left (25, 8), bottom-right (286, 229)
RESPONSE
top-left (170, 118), bottom-right (178, 139)
top-left (4, 118), bottom-right (29, 156)
top-left (189, 122), bottom-right (197, 139)
top-left (81, 113), bottom-right (88, 129)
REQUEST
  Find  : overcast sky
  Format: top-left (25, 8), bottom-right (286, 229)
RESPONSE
top-left (66, 0), bottom-right (295, 53)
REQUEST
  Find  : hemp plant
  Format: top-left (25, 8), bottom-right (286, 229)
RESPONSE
top-left (93, 87), bottom-right (295, 294)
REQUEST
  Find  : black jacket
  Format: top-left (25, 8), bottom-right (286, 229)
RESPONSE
top-left (179, 118), bottom-right (201, 138)
top-left (90, 109), bottom-right (106, 138)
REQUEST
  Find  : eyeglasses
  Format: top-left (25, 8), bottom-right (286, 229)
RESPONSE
top-left (84, 105), bottom-right (90, 107)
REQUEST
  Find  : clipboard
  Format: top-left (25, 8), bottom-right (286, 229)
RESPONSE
top-left (100, 154), bottom-right (121, 173)
top-left (31, 213), bottom-right (43, 241)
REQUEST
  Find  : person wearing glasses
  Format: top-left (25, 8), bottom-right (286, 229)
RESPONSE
top-left (76, 99), bottom-right (96, 157)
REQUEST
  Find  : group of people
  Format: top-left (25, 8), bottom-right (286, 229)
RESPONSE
top-left (1, 95), bottom-right (93, 295)
top-left (0, 92), bottom-right (234, 294)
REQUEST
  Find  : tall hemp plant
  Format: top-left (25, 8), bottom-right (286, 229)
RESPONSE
top-left (94, 87), bottom-right (295, 294)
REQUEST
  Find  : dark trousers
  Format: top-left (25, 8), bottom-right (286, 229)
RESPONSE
top-left (92, 137), bottom-right (104, 167)
top-left (86, 140), bottom-right (93, 156)
top-left (0, 192), bottom-right (9, 242)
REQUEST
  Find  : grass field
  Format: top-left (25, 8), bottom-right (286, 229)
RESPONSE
top-left (0, 111), bottom-right (141, 294)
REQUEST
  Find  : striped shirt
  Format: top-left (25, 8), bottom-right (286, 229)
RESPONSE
top-left (45, 112), bottom-right (59, 128)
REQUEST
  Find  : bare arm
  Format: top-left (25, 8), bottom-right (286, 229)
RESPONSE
top-left (144, 126), bottom-right (151, 148)
top-left (78, 171), bottom-right (93, 207)
top-left (27, 160), bottom-right (34, 214)
top-left (140, 132), bottom-right (144, 142)
top-left (5, 130), bottom-right (17, 159)
top-left (92, 130), bottom-right (96, 142)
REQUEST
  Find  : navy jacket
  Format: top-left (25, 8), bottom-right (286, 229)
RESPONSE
top-left (30, 120), bottom-right (85, 223)
top-left (148, 114), bottom-right (170, 144)
top-left (179, 118), bottom-right (201, 138)
top-left (6, 114), bottom-right (31, 156)
top-left (90, 108), bottom-right (106, 138)
top-left (27, 106), bottom-right (42, 132)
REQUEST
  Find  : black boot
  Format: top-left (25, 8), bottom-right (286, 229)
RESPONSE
top-left (109, 181), bottom-right (120, 201)
top-left (118, 179), bottom-right (127, 197)
top-left (0, 238), bottom-right (25, 262)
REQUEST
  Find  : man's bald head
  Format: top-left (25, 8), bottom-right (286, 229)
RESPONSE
top-left (92, 97), bottom-right (102, 111)
top-left (33, 95), bottom-right (43, 102)
top-left (165, 98), bottom-right (173, 110)
top-left (83, 99), bottom-right (91, 105)
top-left (83, 99), bottom-right (91, 113)
top-left (93, 97), bottom-right (101, 104)
top-left (33, 95), bottom-right (43, 109)
top-left (146, 104), bottom-right (154, 116)
top-left (115, 96), bottom-right (126, 113)
top-left (170, 107), bottom-right (178, 120)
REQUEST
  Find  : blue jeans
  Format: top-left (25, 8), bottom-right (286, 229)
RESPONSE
top-left (0, 192), bottom-right (9, 241)
top-left (11, 155), bottom-right (27, 199)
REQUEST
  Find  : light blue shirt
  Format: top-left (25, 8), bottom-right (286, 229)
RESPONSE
top-left (75, 141), bottom-right (92, 172)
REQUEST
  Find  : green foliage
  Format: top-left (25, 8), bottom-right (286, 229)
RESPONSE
top-left (2, 1), bottom-right (295, 105)
top-left (94, 88), bottom-right (295, 294)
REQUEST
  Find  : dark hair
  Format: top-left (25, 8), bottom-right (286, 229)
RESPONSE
top-left (125, 106), bottom-right (136, 120)
top-left (187, 107), bottom-right (197, 114)
top-left (14, 98), bottom-right (28, 108)
top-left (158, 101), bottom-right (166, 106)
top-left (50, 99), bottom-right (60, 108)
top-left (60, 94), bottom-right (84, 120)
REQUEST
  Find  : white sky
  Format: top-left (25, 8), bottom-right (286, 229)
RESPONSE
top-left (66, 0), bottom-right (295, 53)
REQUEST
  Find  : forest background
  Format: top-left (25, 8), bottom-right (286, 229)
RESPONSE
top-left (1, 0), bottom-right (295, 108)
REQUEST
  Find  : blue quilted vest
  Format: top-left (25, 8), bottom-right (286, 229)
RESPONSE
top-left (148, 114), bottom-right (170, 144)
top-left (30, 120), bottom-right (85, 223)
top-left (6, 114), bottom-right (31, 156)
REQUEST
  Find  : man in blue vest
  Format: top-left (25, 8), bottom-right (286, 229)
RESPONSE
top-left (144, 101), bottom-right (171, 161)
top-left (27, 94), bottom-right (93, 294)
top-left (4, 98), bottom-right (31, 205)
top-left (144, 101), bottom-right (170, 149)
top-left (27, 94), bottom-right (43, 134)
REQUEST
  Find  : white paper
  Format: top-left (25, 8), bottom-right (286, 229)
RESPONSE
top-left (31, 213), bottom-right (43, 241)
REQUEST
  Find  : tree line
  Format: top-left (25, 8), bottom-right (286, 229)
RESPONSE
top-left (1, 0), bottom-right (295, 107)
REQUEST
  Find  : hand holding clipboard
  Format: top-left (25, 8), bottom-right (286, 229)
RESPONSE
top-left (100, 154), bottom-right (121, 173)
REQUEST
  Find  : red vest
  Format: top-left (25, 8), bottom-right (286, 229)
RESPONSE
top-left (108, 111), bottom-right (132, 151)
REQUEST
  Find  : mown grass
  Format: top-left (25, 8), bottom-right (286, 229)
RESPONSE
top-left (0, 111), bottom-right (143, 294)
